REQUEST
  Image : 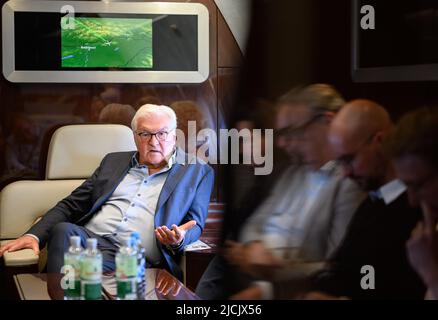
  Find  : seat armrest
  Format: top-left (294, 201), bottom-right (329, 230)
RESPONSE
top-left (1, 240), bottom-right (39, 267)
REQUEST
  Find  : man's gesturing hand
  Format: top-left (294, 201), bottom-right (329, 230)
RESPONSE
top-left (0, 235), bottom-right (39, 257)
top-left (224, 240), bottom-right (283, 279)
top-left (155, 220), bottom-right (197, 246)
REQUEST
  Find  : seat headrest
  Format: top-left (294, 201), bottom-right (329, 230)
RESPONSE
top-left (46, 124), bottom-right (136, 179)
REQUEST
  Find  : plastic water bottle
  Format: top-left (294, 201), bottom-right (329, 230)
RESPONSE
top-left (63, 236), bottom-right (82, 300)
top-left (131, 232), bottom-right (146, 300)
top-left (80, 238), bottom-right (102, 300)
top-left (116, 238), bottom-right (138, 300)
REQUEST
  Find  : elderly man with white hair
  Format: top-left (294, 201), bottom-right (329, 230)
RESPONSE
top-left (0, 104), bottom-right (215, 280)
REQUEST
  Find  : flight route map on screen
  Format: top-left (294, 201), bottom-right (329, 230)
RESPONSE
top-left (61, 17), bottom-right (153, 68)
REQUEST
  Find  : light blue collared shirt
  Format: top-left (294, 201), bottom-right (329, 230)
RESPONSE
top-left (239, 161), bottom-right (364, 260)
top-left (86, 151), bottom-right (176, 264)
top-left (369, 179), bottom-right (406, 205)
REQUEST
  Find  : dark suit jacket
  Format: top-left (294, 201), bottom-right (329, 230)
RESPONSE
top-left (27, 148), bottom-right (214, 279)
top-left (310, 192), bottom-right (426, 299)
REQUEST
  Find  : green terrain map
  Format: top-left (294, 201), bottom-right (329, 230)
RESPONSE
top-left (61, 17), bottom-right (153, 68)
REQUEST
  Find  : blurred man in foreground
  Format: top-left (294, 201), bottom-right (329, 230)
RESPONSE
top-left (217, 84), bottom-right (364, 299)
top-left (305, 100), bottom-right (426, 299)
top-left (386, 106), bottom-right (438, 299)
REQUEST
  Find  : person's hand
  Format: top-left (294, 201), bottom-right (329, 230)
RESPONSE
top-left (0, 235), bottom-right (39, 258)
top-left (406, 202), bottom-right (438, 286)
top-left (155, 220), bottom-right (196, 246)
top-left (229, 285), bottom-right (264, 300)
top-left (224, 240), bottom-right (283, 278)
top-left (223, 240), bottom-right (246, 267)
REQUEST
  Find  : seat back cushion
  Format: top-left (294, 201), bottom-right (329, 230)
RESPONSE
top-left (46, 124), bottom-right (136, 179)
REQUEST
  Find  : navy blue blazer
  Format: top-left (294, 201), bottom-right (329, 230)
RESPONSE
top-left (27, 148), bottom-right (215, 279)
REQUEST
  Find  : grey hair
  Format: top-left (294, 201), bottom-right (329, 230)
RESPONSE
top-left (131, 104), bottom-right (178, 131)
top-left (278, 83), bottom-right (345, 114)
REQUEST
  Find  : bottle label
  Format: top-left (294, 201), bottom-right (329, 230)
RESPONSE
top-left (64, 279), bottom-right (81, 299)
top-left (81, 257), bottom-right (102, 281)
top-left (116, 256), bottom-right (137, 279)
top-left (117, 278), bottom-right (137, 300)
top-left (82, 281), bottom-right (102, 300)
top-left (64, 256), bottom-right (81, 280)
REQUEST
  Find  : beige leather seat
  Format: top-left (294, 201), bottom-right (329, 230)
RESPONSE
top-left (0, 124), bottom-right (136, 268)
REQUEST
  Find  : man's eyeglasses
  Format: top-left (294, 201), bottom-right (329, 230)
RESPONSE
top-left (135, 130), bottom-right (173, 141)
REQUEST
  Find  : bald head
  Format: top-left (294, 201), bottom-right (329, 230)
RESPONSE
top-left (328, 99), bottom-right (394, 190)
top-left (331, 99), bottom-right (393, 145)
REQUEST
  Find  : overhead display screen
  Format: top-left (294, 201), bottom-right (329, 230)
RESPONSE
top-left (14, 12), bottom-right (196, 72)
top-left (352, 0), bottom-right (438, 81)
top-left (2, 1), bottom-right (209, 83)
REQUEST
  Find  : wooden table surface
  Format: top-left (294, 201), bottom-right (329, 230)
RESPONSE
top-left (14, 269), bottom-right (199, 300)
